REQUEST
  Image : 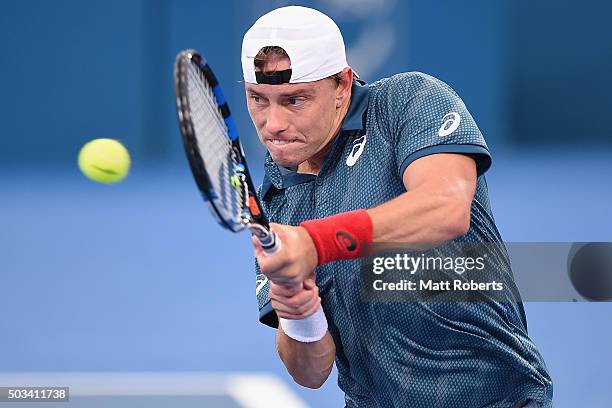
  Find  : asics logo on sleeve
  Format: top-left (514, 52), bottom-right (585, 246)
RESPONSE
top-left (438, 112), bottom-right (461, 137)
top-left (346, 134), bottom-right (367, 167)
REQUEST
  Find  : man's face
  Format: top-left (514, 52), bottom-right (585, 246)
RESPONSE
top-left (245, 57), bottom-right (344, 169)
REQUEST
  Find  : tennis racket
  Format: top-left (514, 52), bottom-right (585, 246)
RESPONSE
top-left (174, 49), bottom-right (279, 254)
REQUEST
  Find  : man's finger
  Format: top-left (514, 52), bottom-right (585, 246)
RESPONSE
top-left (291, 293), bottom-right (319, 315)
top-left (270, 282), bottom-right (301, 297)
top-left (307, 297), bottom-right (322, 317)
top-left (257, 252), bottom-right (291, 278)
top-left (303, 276), bottom-right (316, 290)
top-left (275, 297), bottom-right (322, 320)
top-left (269, 222), bottom-right (284, 238)
top-left (281, 283), bottom-right (302, 297)
top-left (269, 284), bottom-right (313, 306)
top-left (271, 299), bottom-right (309, 316)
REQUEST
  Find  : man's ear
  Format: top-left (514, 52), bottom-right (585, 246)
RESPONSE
top-left (336, 67), bottom-right (353, 108)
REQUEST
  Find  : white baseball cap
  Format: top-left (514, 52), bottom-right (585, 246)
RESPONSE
top-left (241, 6), bottom-right (349, 84)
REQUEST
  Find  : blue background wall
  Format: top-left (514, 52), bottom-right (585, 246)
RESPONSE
top-left (1, 1), bottom-right (611, 407)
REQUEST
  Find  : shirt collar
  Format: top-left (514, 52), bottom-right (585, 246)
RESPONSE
top-left (340, 79), bottom-right (370, 133)
top-left (261, 79), bottom-right (370, 198)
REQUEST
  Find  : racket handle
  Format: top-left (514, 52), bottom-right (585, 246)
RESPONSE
top-left (249, 224), bottom-right (281, 256)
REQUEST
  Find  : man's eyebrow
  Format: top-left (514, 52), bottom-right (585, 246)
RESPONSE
top-left (246, 87), bottom-right (315, 97)
top-left (278, 89), bottom-right (314, 97)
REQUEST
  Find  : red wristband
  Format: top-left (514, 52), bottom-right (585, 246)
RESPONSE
top-left (300, 209), bottom-right (373, 266)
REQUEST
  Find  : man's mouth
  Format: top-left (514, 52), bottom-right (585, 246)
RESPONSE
top-left (269, 139), bottom-right (296, 146)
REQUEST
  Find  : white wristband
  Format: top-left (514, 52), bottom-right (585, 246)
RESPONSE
top-left (279, 304), bottom-right (328, 343)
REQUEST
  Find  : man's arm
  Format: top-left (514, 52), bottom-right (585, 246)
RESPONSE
top-left (276, 325), bottom-right (336, 389)
top-left (368, 152), bottom-right (476, 245)
top-left (263, 275), bottom-right (335, 389)
top-left (256, 153), bottom-right (477, 286)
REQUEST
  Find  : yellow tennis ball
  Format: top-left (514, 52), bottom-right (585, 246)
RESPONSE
top-left (78, 138), bottom-right (130, 183)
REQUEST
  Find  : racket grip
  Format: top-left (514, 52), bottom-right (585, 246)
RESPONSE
top-left (261, 231), bottom-right (281, 256)
top-left (249, 224), bottom-right (281, 256)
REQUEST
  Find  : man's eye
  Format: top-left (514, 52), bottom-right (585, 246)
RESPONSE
top-left (288, 97), bottom-right (304, 105)
top-left (252, 95), bottom-right (261, 103)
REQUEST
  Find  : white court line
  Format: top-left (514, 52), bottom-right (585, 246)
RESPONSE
top-left (227, 374), bottom-right (309, 408)
top-left (0, 372), bottom-right (309, 408)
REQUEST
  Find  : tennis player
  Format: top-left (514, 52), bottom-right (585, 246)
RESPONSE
top-left (243, 6), bottom-right (552, 408)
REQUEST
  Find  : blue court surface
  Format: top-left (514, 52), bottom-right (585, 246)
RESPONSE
top-left (0, 372), bottom-right (308, 407)
top-left (1, 150), bottom-right (611, 407)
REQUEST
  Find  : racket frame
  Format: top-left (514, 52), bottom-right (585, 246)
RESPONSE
top-left (174, 50), bottom-right (277, 251)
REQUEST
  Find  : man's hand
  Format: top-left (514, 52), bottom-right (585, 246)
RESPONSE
top-left (253, 223), bottom-right (318, 289)
top-left (269, 273), bottom-right (320, 320)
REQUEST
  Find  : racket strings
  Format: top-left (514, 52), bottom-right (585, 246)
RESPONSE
top-left (185, 61), bottom-right (243, 225)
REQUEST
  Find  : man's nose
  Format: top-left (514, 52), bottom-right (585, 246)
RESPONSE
top-left (265, 104), bottom-right (289, 135)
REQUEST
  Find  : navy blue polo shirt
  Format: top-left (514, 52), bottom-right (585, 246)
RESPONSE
top-left (254, 73), bottom-right (553, 407)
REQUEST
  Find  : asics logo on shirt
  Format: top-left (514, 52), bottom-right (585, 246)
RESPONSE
top-left (346, 134), bottom-right (367, 167)
top-left (255, 274), bottom-right (268, 295)
top-left (438, 112), bottom-right (461, 137)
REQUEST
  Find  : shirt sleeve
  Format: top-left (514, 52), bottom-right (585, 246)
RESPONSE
top-left (389, 73), bottom-right (492, 178)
